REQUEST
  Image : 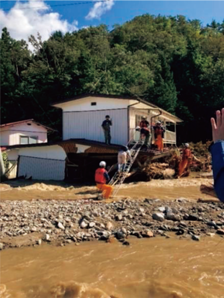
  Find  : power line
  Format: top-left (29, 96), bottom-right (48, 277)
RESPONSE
top-left (2, 1), bottom-right (105, 12)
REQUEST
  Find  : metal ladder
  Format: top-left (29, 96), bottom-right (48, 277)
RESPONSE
top-left (109, 140), bottom-right (143, 197)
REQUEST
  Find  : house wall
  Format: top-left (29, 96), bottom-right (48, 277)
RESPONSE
top-left (17, 145), bottom-right (66, 181)
top-left (0, 122), bottom-right (48, 146)
top-left (18, 145), bottom-right (66, 160)
top-left (7, 149), bottom-right (19, 161)
top-left (56, 96), bottom-right (134, 112)
top-left (63, 109), bottom-right (128, 145)
top-left (0, 131), bottom-right (9, 146)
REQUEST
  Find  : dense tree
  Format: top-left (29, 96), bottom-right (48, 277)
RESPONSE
top-left (1, 15), bottom-right (224, 143)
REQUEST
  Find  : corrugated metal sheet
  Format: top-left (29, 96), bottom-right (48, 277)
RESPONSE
top-left (18, 156), bottom-right (65, 180)
top-left (63, 109), bottom-right (128, 145)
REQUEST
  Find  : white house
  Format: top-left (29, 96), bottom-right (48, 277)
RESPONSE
top-left (0, 119), bottom-right (53, 146)
top-left (4, 94), bottom-right (182, 181)
top-left (52, 94), bottom-right (182, 146)
top-left (6, 143), bottom-right (67, 181)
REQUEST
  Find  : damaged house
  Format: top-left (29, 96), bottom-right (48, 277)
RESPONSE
top-left (3, 94), bottom-right (182, 181)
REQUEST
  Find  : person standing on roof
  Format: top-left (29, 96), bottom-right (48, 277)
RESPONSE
top-left (102, 115), bottom-right (112, 145)
top-left (153, 121), bottom-right (165, 151)
top-left (95, 161), bottom-right (113, 199)
top-left (178, 143), bottom-right (192, 177)
top-left (139, 116), bottom-right (150, 147)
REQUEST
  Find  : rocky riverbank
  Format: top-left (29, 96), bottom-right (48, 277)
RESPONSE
top-left (0, 198), bottom-right (224, 250)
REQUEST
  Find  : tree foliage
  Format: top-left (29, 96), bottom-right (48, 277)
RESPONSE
top-left (1, 15), bottom-right (224, 143)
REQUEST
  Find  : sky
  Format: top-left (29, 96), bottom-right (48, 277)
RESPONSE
top-left (0, 0), bottom-right (224, 44)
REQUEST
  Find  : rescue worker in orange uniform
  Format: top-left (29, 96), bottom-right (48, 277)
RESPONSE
top-left (178, 143), bottom-right (192, 178)
top-left (95, 161), bottom-right (113, 199)
top-left (153, 121), bottom-right (165, 151)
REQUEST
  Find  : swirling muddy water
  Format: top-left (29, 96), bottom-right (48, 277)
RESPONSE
top-left (1, 237), bottom-right (224, 298)
top-left (0, 178), bottom-right (214, 201)
top-left (1, 177), bottom-right (221, 298)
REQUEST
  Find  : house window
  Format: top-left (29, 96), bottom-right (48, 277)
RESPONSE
top-left (91, 102), bottom-right (97, 106)
top-left (20, 136), bottom-right (38, 144)
top-left (29, 136), bottom-right (38, 144)
top-left (20, 136), bottom-right (29, 144)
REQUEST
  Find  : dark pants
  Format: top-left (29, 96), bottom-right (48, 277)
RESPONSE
top-left (104, 130), bottom-right (111, 145)
top-left (140, 129), bottom-right (150, 146)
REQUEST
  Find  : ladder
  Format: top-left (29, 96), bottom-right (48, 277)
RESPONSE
top-left (109, 140), bottom-right (143, 197)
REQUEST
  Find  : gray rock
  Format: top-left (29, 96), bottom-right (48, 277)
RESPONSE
top-left (185, 214), bottom-right (199, 221)
top-left (176, 197), bottom-right (188, 203)
top-left (58, 222), bottom-right (65, 230)
top-left (101, 231), bottom-right (110, 240)
top-left (116, 214), bottom-right (123, 221)
top-left (163, 207), bottom-right (173, 214)
top-left (100, 223), bottom-right (105, 229)
top-left (88, 222), bottom-right (95, 228)
top-left (166, 212), bottom-right (181, 221)
top-left (45, 234), bottom-right (50, 241)
top-left (0, 243), bottom-right (4, 250)
top-left (207, 221), bottom-right (217, 228)
top-left (106, 222), bottom-right (114, 231)
top-left (217, 229), bottom-right (224, 235)
top-left (158, 207), bottom-right (166, 213)
top-left (80, 221), bottom-right (88, 229)
top-left (142, 230), bottom-right (154, 238)
top-left (37, 239), bottom-right (42, 245)
top-left (192, 235), bottom-right (200, 241)
top-left (121, 227), bottom-right (127, 234)
top-left (123, 241), bottom-right (130, 246)
top-left (31, 227), bottom-right (37, 232)
top-left (116, 231), bottom-right (125, 240)
top-left (152, 213), bottom-right (165, 222)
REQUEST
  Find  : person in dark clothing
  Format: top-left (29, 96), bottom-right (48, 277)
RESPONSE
top-left (210, 108), bottom-right (224, 202)
top-left (102, 115), bottom-right (112, 145)
top-left (139, 116), bottom-right (150, 146)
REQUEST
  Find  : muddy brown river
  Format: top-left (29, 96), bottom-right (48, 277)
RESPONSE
top-left (1, 237), bottom-right (224, 298)
top-left (1, 177), bottom-right (222, 298)
top-left (0, 177), bottom-right (214, 201)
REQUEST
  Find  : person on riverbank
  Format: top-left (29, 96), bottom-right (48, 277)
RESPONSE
top-left (210, 108), bottom-right (224, 202)
top-left (102, 115), bottom-right (112, 145)
top-left (95, 161), bottom-right (113, 199)
top-left (178, 143), bottom-right (192, 178)
top-left (153, 121), bottom-right (165, 151)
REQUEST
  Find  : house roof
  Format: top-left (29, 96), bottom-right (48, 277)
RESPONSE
top-left (4, 139), bottom-right (127, 151)
top-left (51, 94), bottom-right (182, 122)
top-left (0, 119), bottom-right (55, 132)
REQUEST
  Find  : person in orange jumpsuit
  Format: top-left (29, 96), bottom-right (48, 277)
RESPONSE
top-left (178, 143), bottom-right (192, 177)
top-left (153, 121), bottom-right (165, 151)
top-left (95, 161), bottom-right (113, 199)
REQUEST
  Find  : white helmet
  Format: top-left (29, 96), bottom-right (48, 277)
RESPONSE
top-left (99, 161), bottom-right (106, 167)
top-left (185, 143), bottom-right (189, 147)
